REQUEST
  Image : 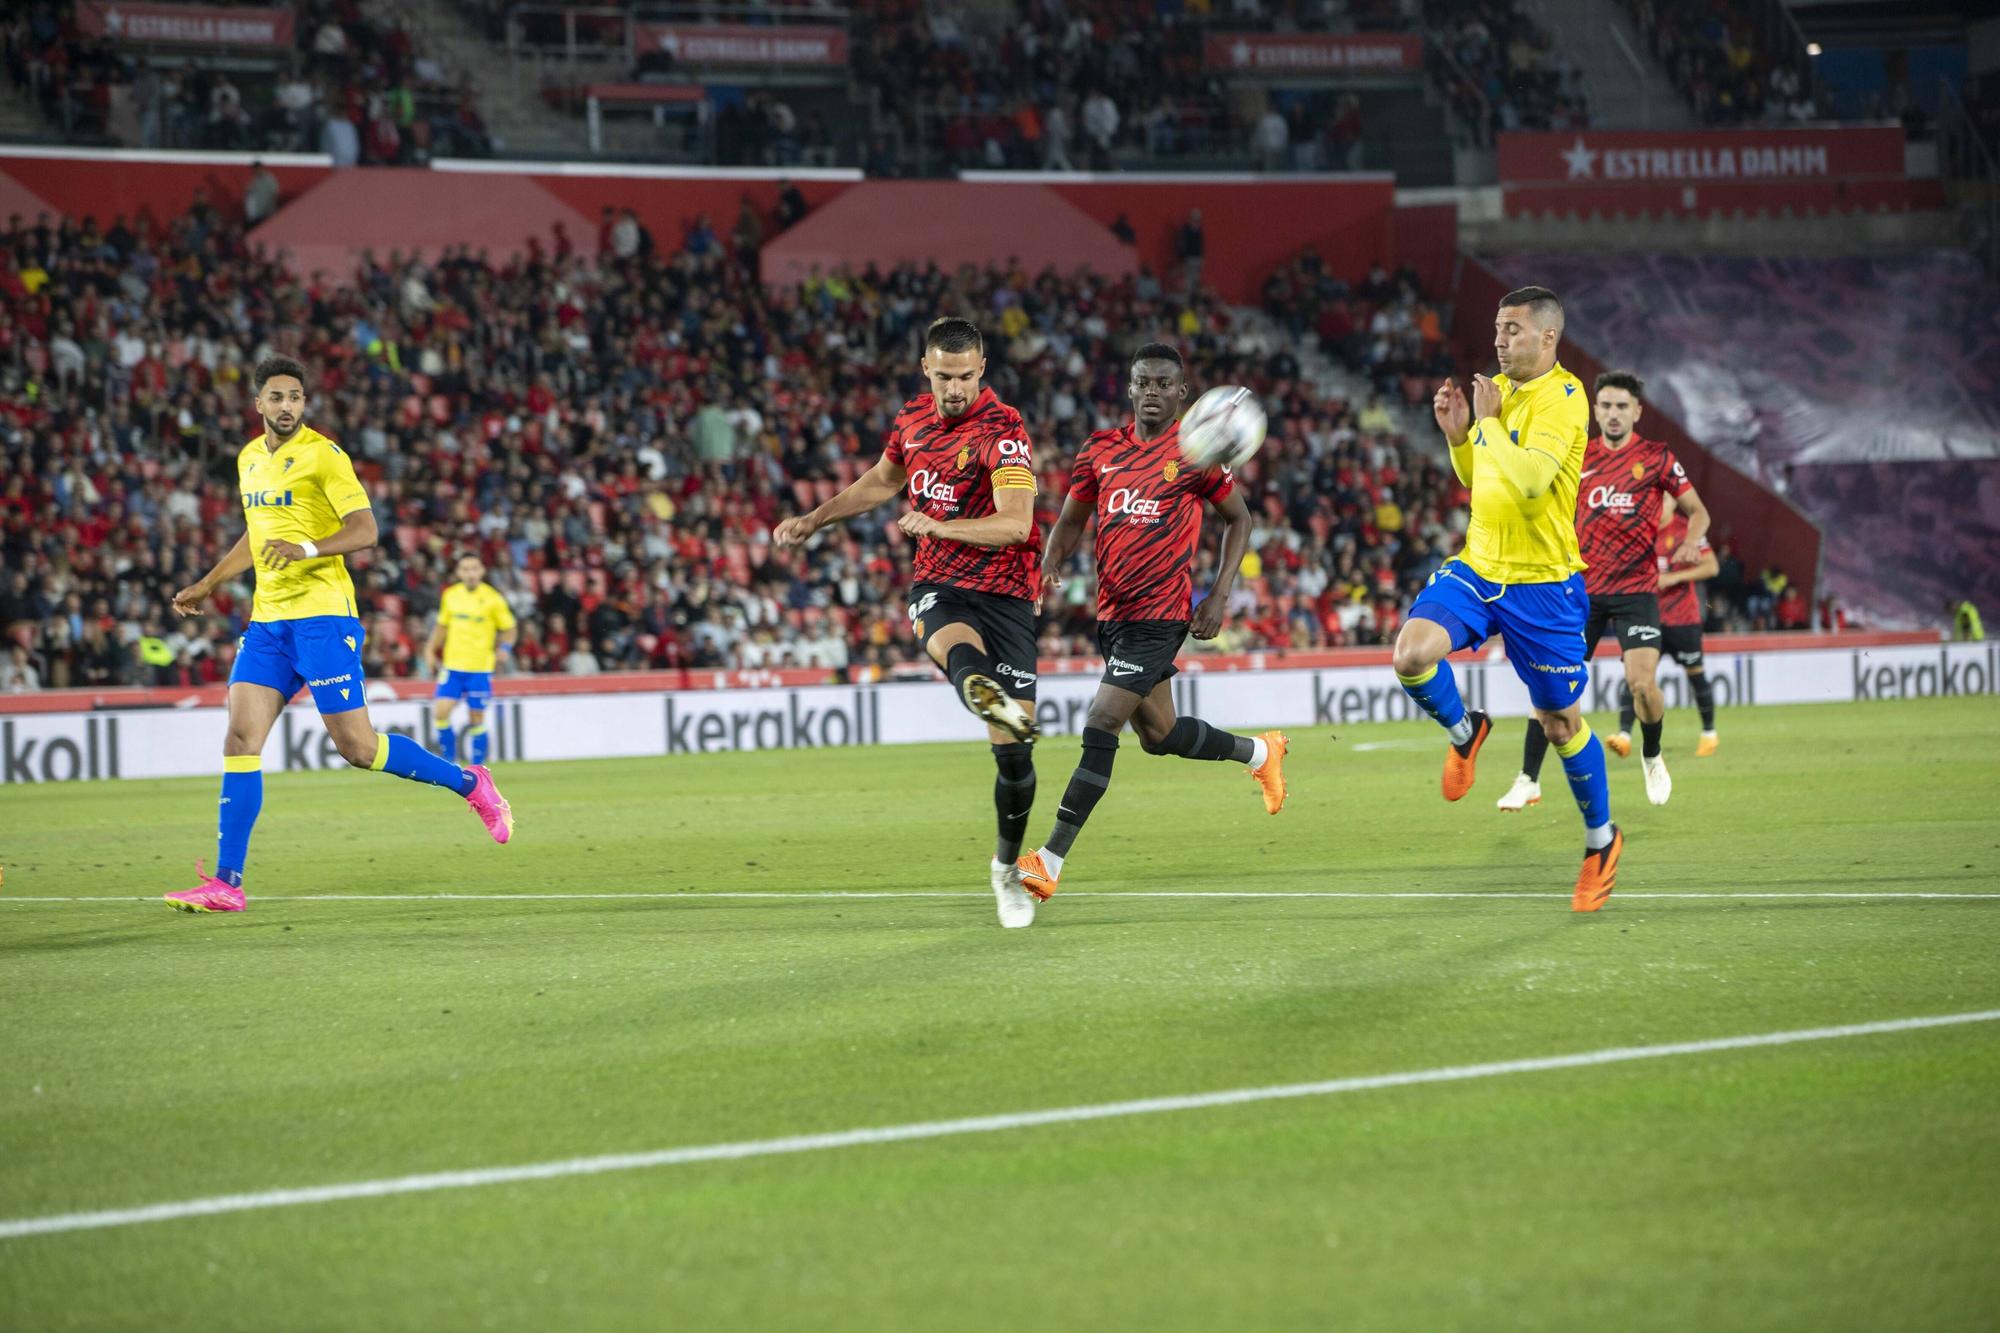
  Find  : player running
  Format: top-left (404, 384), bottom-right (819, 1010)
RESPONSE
top-left (165, 357), bottom-right (514, 913)
top-left (424, 553), bottom-right (517, 764)
top-left (1499, 371), bottom-right (1709, 811)
top-left (1391, 287), bottom-right (1623, 911)
top-left (773, 318), bottom-right (1044, 927)
top-left (1616, 505), bottom-right (1721, 755)
top-left (1015, 344), bottom-right (1286, 908)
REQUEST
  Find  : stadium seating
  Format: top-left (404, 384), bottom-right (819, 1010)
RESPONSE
top-left (0, 195), bottom-right (1486, 690)
top-left (0, 1), bottom-right (489, 160)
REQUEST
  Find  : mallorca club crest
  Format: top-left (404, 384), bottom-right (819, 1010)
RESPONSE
top-left (1163, 459), bottom-right (1180, 483)
top-left (1631, 461), bottom-right (1646, 481)
top-left (956, 446), bottom-right (971, 470)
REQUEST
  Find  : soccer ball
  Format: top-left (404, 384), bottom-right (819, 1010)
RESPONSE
top-left (1178, 385), bottom-right (1267, 469)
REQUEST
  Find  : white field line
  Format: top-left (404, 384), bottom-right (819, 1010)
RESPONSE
top-left (5, 891), bottom-right (2000, 903)
top-left (2, 1009), bottom-right (1995, 1242)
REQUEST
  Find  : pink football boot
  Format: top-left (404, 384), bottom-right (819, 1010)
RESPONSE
top-left (464, 765), bottom-right (515, 844)
top-left (164, 862), bottom-right (246, 913)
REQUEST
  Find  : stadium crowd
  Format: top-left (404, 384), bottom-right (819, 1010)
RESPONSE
top-left (0, 189), bottom-right (1809, 694)
top-left (860, 0), bottom-right (1584, 172)
top-left (1623, 0), bottom-right (1818, 127)
top-left (1, 0), bottom-right (489, 161)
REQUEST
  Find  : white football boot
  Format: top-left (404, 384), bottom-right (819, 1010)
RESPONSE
top-left (1642, 753), bottom-right (1673, 806)
top-left (1495, 773), bottom-right (1542, 812)
top-left (991, 858), bottom-right (1035, 929)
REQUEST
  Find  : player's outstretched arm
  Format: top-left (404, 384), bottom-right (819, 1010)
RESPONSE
top-left (1435, 379), bottom-right (1474, 483)
top-left (1039, 495), bottom-right (1093, 579)
top-left (1191, 488), bottom-right (1253, 639)
top-left (774, 454), bottom-right (908, 546)
top-left (172, 532), bottom-right (252, 617)
top-left (422, 615), bottom-right (447, 675)
top-left (1671, 485), bottom-right (1713, 562)
top-left (1660, 551), bottom-right (1720, 589)
top-left (260, 508), bottom-right (377, 570)
top-left (902, 485), bottom-right (1033, 549)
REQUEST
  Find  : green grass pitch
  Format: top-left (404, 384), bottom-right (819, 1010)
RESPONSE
top-left (2, 697), bottom-right (1997, 1331)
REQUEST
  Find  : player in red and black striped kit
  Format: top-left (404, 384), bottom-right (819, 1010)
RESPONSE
top-left (1502, 370), bottom-right (1711, 811)
top-left (1015, 344), bottom-right (1288, 903)
top-left (773, 317), bottom-right (1045, 927)
top-left (1619, 506), bottom-right (1722, 755)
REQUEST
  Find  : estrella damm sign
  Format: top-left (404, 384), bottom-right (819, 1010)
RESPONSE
top-left (242, 489), bottom-right (295, 507)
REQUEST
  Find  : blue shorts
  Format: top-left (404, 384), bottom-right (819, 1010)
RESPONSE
top-left (231, 615), bottom-right (368, 715)
top-left (435, 670), bottom-right (493, 710)
top-left (1408, 560), bottom-right (1589, 712)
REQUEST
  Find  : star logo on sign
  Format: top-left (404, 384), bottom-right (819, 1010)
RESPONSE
top-left (657, 29), bottom-right (680, 55)
top-left (1231, 40), bottom-right (1252, 65)
top-left (104, 6), bottom-right (124, 33)
top-left (1561, 138), bottom-right (1598, 179)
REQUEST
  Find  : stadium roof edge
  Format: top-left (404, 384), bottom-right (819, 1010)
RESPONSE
top-left (430, 160), bottom-right (864, 181)
top-left (958, 169), bottom-right (1397, 185)
top-left (0, 145), bottom-right (334, 167)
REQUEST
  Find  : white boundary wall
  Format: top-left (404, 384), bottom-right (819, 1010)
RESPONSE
top-left (1, 641), bottom-right (1993, 784)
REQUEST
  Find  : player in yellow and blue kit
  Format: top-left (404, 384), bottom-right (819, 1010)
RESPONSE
top-left (1389, 287), bottom-right (1624, 911)
top-left (164, 357), bottom-right (516, 914)
top-left (424, 553), bottom-right (517, 764)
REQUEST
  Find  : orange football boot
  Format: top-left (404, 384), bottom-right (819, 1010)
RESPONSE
top-left (1605, 732), bottom-right (1633, 758)
top-left (1441, 710), bottom-right (1492, 802)
top-left (1572, 826), bottom-right (1624, 913)
top-left (1249, 731), bottom-right (1290, 813)
top-left (1695, 732), bottom-right (1719, 757)
top-left (1016, 850), bottom-right (1059, 902)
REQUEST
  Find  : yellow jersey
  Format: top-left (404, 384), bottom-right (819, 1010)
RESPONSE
top-left (438, 582), bottom-right (517, 674)
top-left (236, 425), bottom-right (371, 621)
top-left (1452, 362), bottom-right (1590, 585)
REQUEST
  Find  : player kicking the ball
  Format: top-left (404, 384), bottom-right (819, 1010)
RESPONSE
top-left (1391, 288), bottom-right (1623, 911)
top-left (1016, 344), bottom-right (1287, 907)
top-left (773, 318), bottom-right (1044, 927)
top-left (1499, 370), bottom-right (1709, 811)
top-left (165, 357), bottom-right (514, 912)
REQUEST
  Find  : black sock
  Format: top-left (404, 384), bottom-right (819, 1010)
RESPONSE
top-left (1521, 719), bottom-right (1548, 781)
top-left (1689, 672), bottom-right (1716, 730)
top-left (1045, 727), bottom-right (1117, 858)
top-left (991, 742), bottom-right (1036, 862)
top-left (1146, 716), bottom-right (1253, 762)
top-left (1617, 683), bottom-right (1636, 736)
top-left (1641, 719), bottom-right (1664, 759)
top-left (945, 642), bottom-right (998, 718)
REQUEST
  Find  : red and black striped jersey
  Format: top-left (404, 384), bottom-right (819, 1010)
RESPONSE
top-left (1657, 510), bottom-right (1712, 626)
top-left (1070, 420), bottom-right (1234, 623)
top-left (883, 386), bottom-right (1040, 600)
top-left (1574, 434), bottom-right (1691, 596)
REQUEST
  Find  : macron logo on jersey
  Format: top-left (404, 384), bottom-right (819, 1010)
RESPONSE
top-left (242, 489), bottom-right (295, 508)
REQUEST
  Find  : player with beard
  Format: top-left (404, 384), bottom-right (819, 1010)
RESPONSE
top-left (773, 318), bottom-right (1044, 927)
top-left (1499, 370), bottom-right (1709, 811)
top-left (1015, 344), bottom-right (1286, 906)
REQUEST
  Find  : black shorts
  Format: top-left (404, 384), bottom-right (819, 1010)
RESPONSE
top-left (1585, 592), bottom-right (1664, 655)
top-left (907, 583), bottom-right (1038, 701)
top-left (1661, 622), bottom-right (1704, 670)
top-left (1096, 619), bottom-right (1186, 696)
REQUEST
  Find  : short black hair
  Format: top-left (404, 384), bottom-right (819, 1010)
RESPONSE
top-left (253, 355), bottom-right (308, 395)
top-left (1498, 285), bottom-right (1564, 332)
top-left (1594, 369), bottom-right (1644, 399)
top-left (1131, 342), bottom-right (1183, 369)
top-left (924, 317), bottom-right (983, 355)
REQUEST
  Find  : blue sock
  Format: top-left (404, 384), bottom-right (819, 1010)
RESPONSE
top-left (468, 725), bottom-right (489, 766)
top-left (1555, 721), bottom-right (1613, 835)
top-left (1396, 661), bottom-right (1472, 740)
top-left (216, 757), bottom-right (263, 886)
top-left (436, 725), bottom-right (456, 762)
top-left (371, 732), bottom-right (477, 796)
